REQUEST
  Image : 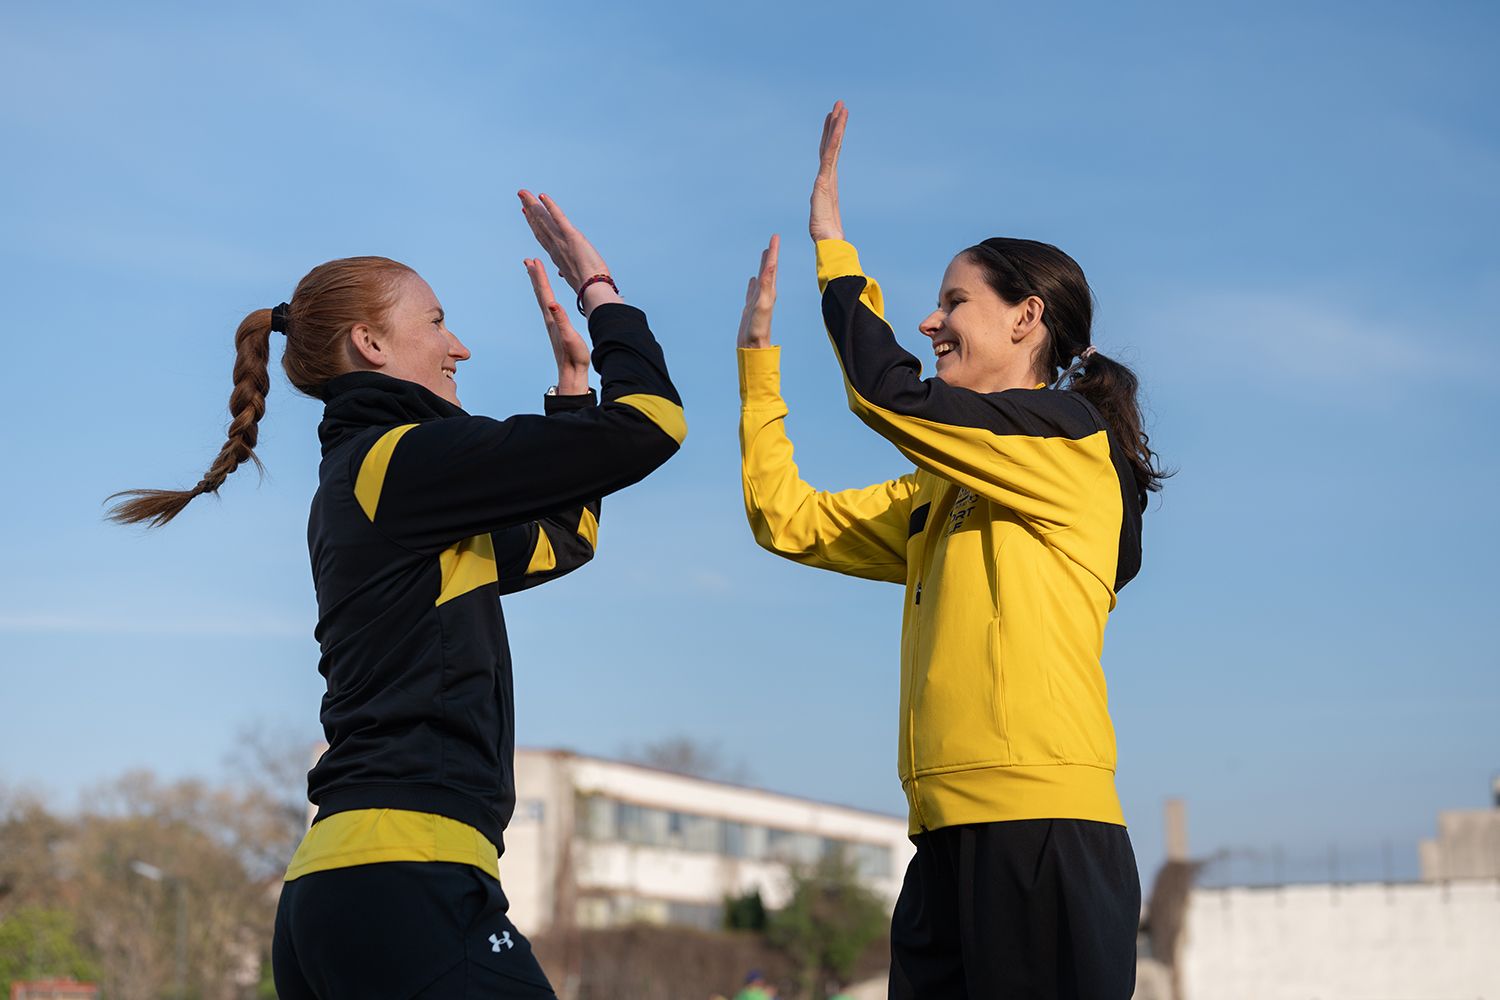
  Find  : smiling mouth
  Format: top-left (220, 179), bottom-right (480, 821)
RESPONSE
top-left (933, 342), bottom-right (957, 359)
top-left (442, 368), bottom-right (456, 382)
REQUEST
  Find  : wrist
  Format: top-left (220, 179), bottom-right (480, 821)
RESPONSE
top-left (577, 274), bottom-right (621, 316)
top-left (555, 366), bottom-right (591, 395)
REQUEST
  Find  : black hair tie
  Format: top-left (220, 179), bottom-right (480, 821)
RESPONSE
top-left (269, 302), bottom-right (291, 335)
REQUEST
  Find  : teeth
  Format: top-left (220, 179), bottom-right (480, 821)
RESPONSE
top-left (935, 343), bottom-right (955, 357)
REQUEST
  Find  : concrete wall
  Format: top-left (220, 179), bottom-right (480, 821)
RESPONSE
top-left (1177, 880), bottom-right (1500, 1000)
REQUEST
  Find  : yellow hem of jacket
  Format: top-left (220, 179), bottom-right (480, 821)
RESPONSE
top-left (283, 808), bottom-right (500, 882)
top-left (903, 763), bottom-right (1125, 836)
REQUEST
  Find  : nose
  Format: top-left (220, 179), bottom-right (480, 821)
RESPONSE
top-left (918, 309), bottom-right (944, 338)
top-left (449, 331), bottom-right (472, 362)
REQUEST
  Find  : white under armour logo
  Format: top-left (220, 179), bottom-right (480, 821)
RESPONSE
top-left (489, 931), bottom-right (513, 953)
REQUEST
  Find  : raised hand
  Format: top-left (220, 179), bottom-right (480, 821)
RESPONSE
top-left (517, 190), bottom-right (622, 317)
top-left (810, 101), bottom-right (848, 242)
top-left (525, 257), bottom-right (592, 395)
top-left (737, 235), bottom-right (780, 349)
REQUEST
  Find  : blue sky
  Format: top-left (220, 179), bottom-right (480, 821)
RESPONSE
top-left (1, 0), bottom-right (1496, 886)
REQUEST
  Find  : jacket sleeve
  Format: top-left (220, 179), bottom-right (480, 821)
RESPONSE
top-left (491, 501), bottom-right (600, 595)
top-left (490, 390), bottom-right (603, 595)
top-left (816, 239), bottom-right (1113, 534)
top-left (349, 304), bottom-right (685, 554)
top-left (739, 345), bottom-right (914, 584)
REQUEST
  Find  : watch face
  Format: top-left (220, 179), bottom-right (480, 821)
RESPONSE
top-left (546, 386), bottom-right (558, 396)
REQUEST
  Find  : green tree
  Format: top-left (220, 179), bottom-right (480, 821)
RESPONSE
top-left (769, 854), bottom-right (887, 1000)
top-left (0, 906), bottom-right (98, 995)
top-left (723, 888), bottom-right (767, 932)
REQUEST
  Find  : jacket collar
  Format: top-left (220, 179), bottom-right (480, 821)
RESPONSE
top-left (317, 372), bottom-right (467, 455)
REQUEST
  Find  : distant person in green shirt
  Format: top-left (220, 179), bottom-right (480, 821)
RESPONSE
top-left (732, 970), bottom-right (770, 1000)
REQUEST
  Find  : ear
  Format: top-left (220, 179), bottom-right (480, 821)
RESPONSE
top-left (347, 323), bottom-right (386, 369)
top-left (1010, 295), bottom-right (1046, 345)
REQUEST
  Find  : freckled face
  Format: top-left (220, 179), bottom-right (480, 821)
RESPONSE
top-left (917, 255), bottom-right (1029, 393)
top-left (379, 273), bottom-right (471, 406)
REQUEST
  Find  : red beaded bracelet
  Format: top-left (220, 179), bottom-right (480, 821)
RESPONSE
top-left (576, 274), bottom-right (619, 315)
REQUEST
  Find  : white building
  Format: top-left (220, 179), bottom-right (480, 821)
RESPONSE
top-left (500, 749), bottom-right (915, 934)
top-left (1144, 782), bottom-right (1500, 1000)
top-left (1419, 776), bottom-right (1500, 880)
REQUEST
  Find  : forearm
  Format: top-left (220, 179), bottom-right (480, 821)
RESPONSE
top-left (738, 347), bottom-right (909, 581)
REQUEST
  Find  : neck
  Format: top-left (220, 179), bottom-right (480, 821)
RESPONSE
top-left (973, 357), bottom-right (1047, 393)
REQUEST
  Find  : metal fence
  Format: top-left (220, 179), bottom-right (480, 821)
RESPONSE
top-left (1192, 840), bottom-right (1422, 888)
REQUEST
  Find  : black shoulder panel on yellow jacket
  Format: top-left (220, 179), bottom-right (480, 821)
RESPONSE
top-left (823, 274), bottom-right (1101, 439)
top-left (822, 271), bottom-right (1142, 591)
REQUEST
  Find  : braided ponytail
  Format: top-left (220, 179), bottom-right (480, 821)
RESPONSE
top-left (106, 310), bottom-right (274, 526)
top-left (108, 255), bottom-right (415, 528)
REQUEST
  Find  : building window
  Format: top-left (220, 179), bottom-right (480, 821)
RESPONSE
top-left (722, 821), bottom-right (746, 857)
top-left (742, 823), bottom-right (769, 861)
top-left (579, 794), bottom-right (617, 840)
top-left (851, 842), bottom-right (893, 879)
top-left (682, 812), bottom-right (721, 852)
top-left (574, 794), bottom-right (893, 880)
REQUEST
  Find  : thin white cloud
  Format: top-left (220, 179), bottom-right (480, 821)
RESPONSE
top-left (1149, 289), bottom-right (1479, 388)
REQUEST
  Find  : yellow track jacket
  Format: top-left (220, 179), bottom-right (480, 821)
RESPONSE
top-left (739, 240), bottom-right (1142, 835)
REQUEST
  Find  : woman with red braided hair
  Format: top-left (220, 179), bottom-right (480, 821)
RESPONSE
top-left (737, 103), bottom-right (1166, 998)
top-left (110, 192), bottom-right (686, 997)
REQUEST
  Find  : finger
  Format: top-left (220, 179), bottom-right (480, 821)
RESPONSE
top-left (548, 301), bottom-right (582, 343)
top-left (819, 101), bottom-right (844, 172)
top-left (531, 192), bottom-right (569, 247)
top-left (826, 104), bottom-right (847, 172)
top-left (518, 191), bottom-right (559, 254)
top-left (744, 275), bottom-right (758, 309)
top-left (521, 189), bottom-right (567, 252)
top-left (525, 258), bottom-right (559, 319)
top-left (763, 233), bottom-right (781, 280)
top-left (538, 193), bottom-right (578, 236)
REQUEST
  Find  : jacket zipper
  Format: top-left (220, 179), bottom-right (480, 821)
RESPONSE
top-left (907, 537), bottom-right (927, 830)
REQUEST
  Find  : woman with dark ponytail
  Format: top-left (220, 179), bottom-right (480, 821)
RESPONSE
top-left (111, 193), bottom-right (686, 997)
top-left (738, 103), bottom-right (1164, 999)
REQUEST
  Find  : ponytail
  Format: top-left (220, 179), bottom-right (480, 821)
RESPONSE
top-left (106, 310), bottom-right (274, 527)
top-left (964, 238), bottom-right (1169, 507)
top-left (1062, 349), bottom-right (1167, 505)
top-left (108, 255), bottom-right (417, 528)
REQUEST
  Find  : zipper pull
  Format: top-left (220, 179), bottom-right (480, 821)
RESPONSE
top-left (914, 582), bottom-right (922, 605)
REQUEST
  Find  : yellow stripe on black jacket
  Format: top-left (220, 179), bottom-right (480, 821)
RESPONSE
top-left (292, 303), bottom-right (684, 880)
top-left (739, 241), bottom-right (1141, 835)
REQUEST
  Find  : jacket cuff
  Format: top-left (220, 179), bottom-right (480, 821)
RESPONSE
top-left (816, 239), bottom-right (863, 288)
top-left (585, 302), bottom-right (649, 341)
top-left (544, 388), bottom-right (598, 414)
top-left (738, 346), bottom-right (782, 405)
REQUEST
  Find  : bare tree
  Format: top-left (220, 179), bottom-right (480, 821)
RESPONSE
top-left (619, 736), bottom-right (753, 784)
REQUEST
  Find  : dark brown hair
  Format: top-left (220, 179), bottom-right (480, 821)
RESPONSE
top-left (965, 238), bottom-right (1168, 504)
top-left (107, 256), bottom-right (416, 527)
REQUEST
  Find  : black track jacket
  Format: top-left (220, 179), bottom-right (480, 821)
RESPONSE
top-left (302, 304), bottom-right (684, 855)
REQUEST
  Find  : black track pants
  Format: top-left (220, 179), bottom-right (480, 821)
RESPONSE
top-left (272, 862), bottom-right (556, 999)
top-left (889, 820), bottom-right (1139, 1000)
